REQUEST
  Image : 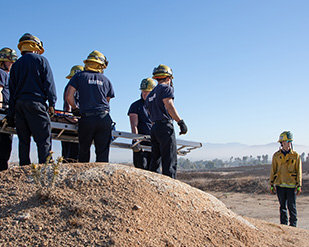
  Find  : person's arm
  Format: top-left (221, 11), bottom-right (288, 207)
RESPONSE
top-left (106, 97), bottom-right (111, 103)
top-left (296, 154), bottom-right (302, 187)
top-left (66, 85), bottom-right (78, 109)
top-left (129, 113), bottom-right (139, 134)
top-left (295, 154), bottom-right (302, 195)
top-left (163, 97), bottom-right (187, 135)
top-left (0, 86), bottom-right (3, 108)
top-left (269, 154), bottom-right (278, 194)
top-left (163, 98), bottom-right (181, 123)
top-left (43, 58), bottom-right (57, 107)
top-left (63, 89), bottom-right (72, 112)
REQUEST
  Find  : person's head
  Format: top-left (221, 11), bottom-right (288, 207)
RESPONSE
top-left (278, 131), bottom-right (293, 151)
top-left (152, 64), bottom-right (174, 86)
top-left (66, 65), bottom-right (84, 79)
top-left (139, 78), bottom-right (156, 100)
top-left (17, 33), bottom-right (44, 55)
top-left (0, 47), bottom-right (18, 72)
top-left (83, 50), bottom-right (108, 73)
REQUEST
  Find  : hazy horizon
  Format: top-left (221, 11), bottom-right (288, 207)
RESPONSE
top-left (8, 137), bottom-right (309, 164)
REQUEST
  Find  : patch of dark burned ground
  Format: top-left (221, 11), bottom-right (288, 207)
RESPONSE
top-left (178, 163), bottom-right (309, 194)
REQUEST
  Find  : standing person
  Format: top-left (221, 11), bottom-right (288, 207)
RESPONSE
top-left (269, 131), bottom-right (302, 227)
top-left (5, 33), bottom-right (57, 166)
top-left (128, 78), bottom-right (156, 170)
top-left (0, 48), bottom-right (18, 171)
top-left (145, 64), bottom-right (188, 178)
top-left (66, 50), bottom-right (114, 162)
top-left (61, 65), bottom-right (83, 162)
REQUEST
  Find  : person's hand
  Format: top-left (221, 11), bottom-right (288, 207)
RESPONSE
top-left (178, 119), bottom-right (188, 135)
top-left (270, 186), bottom-right (276, 195)
top-left (296, 187), bottom-right (301, 195)
top-left (1, 115), bottom-right (15, 127)
top-left (132, 140), bottom-right (142, 152)
top-left (48, 106), bottom-right (55, 118)
top-left (72, 108), bottom-right (81, 117)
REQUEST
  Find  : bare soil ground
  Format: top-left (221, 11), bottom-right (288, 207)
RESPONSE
top-left (1, 162), bottom-right (309, 246)
top-left (177, 162), bottom-right (309, 230)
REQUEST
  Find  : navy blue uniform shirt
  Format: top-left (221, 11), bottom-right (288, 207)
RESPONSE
top-left (145, 83), bottom-right (174, 122)
top-left (0, 68), bottom-right (9, 105)
top-left (9, 53), bottom-right (57, 108)
top-left (68, 71), bottom-right (114, 114)
top-left (128, 97), bottom-right (152, 135)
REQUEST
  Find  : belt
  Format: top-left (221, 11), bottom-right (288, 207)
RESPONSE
top-left (153, 119), bottom-right (173, 124)
top-left (81, 111), bottom-right (108, 117)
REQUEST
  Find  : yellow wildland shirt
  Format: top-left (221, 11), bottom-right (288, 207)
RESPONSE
top-left (269, 150), bottom-right (302, 188)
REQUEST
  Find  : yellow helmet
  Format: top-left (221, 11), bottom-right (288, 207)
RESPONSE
top-left (278, 131), bottom-right (293, 142)
top-left (17, 33), bottom-right (44, 55)
top-left (0, 47), bottom-right (18, 62)
top-left (152, 64), bottom-right (174, 79)
top-left (83, 50), bottom-right (108, 68)
top-left (66, 65), bottom-right (84, 79)
top-left (140, 78), bottom-right (156, 91)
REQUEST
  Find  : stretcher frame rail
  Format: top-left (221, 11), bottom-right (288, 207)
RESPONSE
top-left (0, 112), bottom-right (202, 156)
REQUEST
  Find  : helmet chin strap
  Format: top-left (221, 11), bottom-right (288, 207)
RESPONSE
top-left (170, 79), bottom-right (173, 88)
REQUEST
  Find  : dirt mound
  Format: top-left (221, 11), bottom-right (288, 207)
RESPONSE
top-left (1, 163), bottom-right (309, 247)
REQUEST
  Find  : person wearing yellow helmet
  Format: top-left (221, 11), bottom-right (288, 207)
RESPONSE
top-left (5, 33), bottom-right (57, 166)
top-left (0, 47), bottom-right (18, 171)
top-left (61, 65), bottom-right (84, 163)
top-left (269, 131), bottom-right (302, 227)
top-left (17, 33), bottom-right (44, 55)
top-left (0, 48), bottom-right (18, 109)
top-left (145, 64), bottom-right (188, 179)
top-left (66, 50), bottom-right (114, 162)
top-left (127, 78), bottom-right (156, 170)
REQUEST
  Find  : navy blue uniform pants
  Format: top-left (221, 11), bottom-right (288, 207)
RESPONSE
top-left (276, 186), bottom-right (297, 227)
top-left (78, 113), bottom-right (112, 162)
top-left (61, 141), bottom-right (79, 163)
top-left (0, 133), bottom-right (12, 171)
top-left (149, 122), bottom-right (177, 178)
top-left (15, 100), bottom-right (52, 166)
top-left (133, 150), bottom-right (151, 170)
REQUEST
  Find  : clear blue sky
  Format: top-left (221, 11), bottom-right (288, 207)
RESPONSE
top-left (2, 0), bottom-right (309, 146)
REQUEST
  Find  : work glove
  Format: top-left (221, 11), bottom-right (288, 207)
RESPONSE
top-left (178, 119), bottom-right (188, 135)
top-left (270, 186), bottom-right (276, 195)
top-left (1, 115), bottom-right (15, 127)
top-left (72, 108), bottom-right (81, 117)
top-left (296, 187), bottom-right (301, 195)
top-left (132, 140), bottom-right (142, 152)
top-left (48, 106), bottom-right (55, 118)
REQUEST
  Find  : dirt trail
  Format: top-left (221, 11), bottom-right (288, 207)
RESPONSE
top-left (212, 192), bottom-right (309, 230)
top-left (178, 163), bottom-right (309, 231)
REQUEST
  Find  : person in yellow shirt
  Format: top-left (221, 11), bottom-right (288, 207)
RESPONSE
top-left (269, 131), bottom-right (302, 227)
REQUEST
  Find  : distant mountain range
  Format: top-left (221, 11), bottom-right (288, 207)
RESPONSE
top-left (8, 137), bottom-right (309, 164)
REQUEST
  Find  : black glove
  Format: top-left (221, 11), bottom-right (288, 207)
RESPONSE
top-left (178, 119), bottom-right (188, 135)
top-left (2, 115), bottom-right (15, 127)
top-left (72, 108), bottom-right (81, 116)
